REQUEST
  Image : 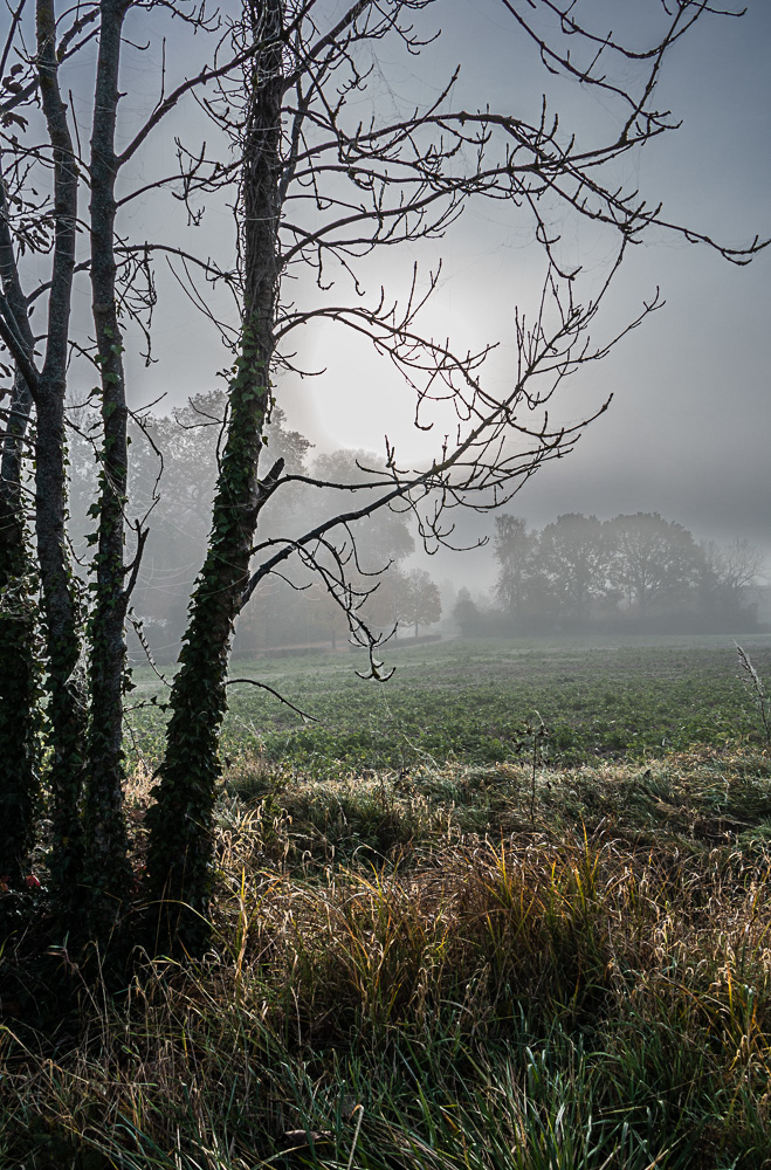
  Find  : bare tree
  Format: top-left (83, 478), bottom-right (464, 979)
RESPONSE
top-left (146, 0), bottom-right (766, 949)
top-left (0, 0), bottom-right (765, 953)
top-left (701, 537), bottom-right (765, 621)
top-left (0, 0), bottom-right (95, 912)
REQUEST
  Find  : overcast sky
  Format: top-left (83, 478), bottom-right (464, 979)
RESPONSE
top-left (482, 0), bottom-right (771, 565)
top-left (125, 0), bottom-right (771, 581)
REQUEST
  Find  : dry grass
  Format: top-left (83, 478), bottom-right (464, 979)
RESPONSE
top-left (3, 749), bottom-right (771, 1168)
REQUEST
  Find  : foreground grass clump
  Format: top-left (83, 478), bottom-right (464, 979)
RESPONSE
top-left (3, 748), bottom-right (771, 1168)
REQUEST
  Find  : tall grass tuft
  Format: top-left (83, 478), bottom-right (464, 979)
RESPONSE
top-left (4, 748), bottom-right (771, 1167)
top-left (737, 643), bottom-right (771, 746)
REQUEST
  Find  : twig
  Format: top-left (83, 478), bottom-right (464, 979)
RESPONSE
top-left (225, 677), bottom-right (318, 723)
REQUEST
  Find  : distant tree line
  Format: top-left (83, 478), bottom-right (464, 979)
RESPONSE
top-left (455, 512), bottom-right (762, 636)
top-left (69, 392), bottom-right (442, 661)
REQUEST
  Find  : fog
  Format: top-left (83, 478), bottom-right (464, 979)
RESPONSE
top-left (119, 3), bottom-right (770, 572)
top-left (57, 1), bottom-right (770, 653)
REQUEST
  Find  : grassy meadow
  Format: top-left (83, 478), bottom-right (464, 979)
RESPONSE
top-left (4, 634), bottom-right (771, 1169)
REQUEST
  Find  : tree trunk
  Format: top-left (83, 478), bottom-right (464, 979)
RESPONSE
top-left (0, 171), bottom-right (39, 886)
top-left (0, 383), bottom-right (38, 886)
top-left (82, 0), bottom-right (133, 941)
top-left (34, 0), bottom-right (88, 915)
top-left (146, 0), bottom-right (285, 954)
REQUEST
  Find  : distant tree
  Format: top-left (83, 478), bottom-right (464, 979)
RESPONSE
top-left (399, 569), bottom-right (442, 638)
top-left (365, 566), bottom-right (407, 636)
top-left (304, 580), bottom-right (352, 650)
top-left (535, 513), bottom-right (607, 623)
top-left (699, 538), bottom-right (764, 626)
top-left (308, 451), bottom-right (415, 571)
top-left (135, 395), bottom-right (312, 657)
top-left (494, 516), bottom-right (536, 619)
top-left (235, 449), bottom-right (417, 653)
top-left (490, 511), bottom-right (758, 631)
top-left (453, 588), bottom-right (483, 638)
top-left (605, 513), bottom-right (705, 616)
top-left (68, 392), bottom-right (312, 660)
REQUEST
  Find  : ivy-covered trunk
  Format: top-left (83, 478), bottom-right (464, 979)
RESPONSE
top-left (34, 0), bottom-right (88, 916)
top-left (82, 0), bottom-right (132, 942)
top-left (0, 379), bottom-right (38, 888)
top-left (146, 0), bottom-right (285, 954)
top-left (0, 179), bottom-right (39, 888)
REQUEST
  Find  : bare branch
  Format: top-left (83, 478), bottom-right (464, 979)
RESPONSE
top-left (225, 676), bottom-right (319, 721)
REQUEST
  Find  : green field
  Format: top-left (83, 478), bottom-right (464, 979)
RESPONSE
top-left (7, 634), bottom-right (771, 1170)
top-left (129, 633), bottom-right (771, 774)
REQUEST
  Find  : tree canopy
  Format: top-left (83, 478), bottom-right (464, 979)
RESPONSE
top-left (488, 511), bottom-right (761, 633)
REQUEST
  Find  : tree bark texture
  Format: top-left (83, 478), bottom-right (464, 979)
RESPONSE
top-left (146, 0), bottom-right (285, 952)
top-left (34, 0), bottom-right (88, 912)
top-left (0, 181), bottom-right (39, 885)
top-left (83, 0), bottom-right (132, 938)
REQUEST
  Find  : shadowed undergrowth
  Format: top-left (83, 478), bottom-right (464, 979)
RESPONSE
top-left (3, 746), bottom-right (771, 1168)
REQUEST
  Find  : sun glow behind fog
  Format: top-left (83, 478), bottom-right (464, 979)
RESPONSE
top-left (279, 199), bottom-right (625, 470)
top-left (115, 0), bottom-right (770, 561)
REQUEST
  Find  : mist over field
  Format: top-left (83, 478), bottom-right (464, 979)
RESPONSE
top-left (95, 0), bottom-right (771, 620)
top-left (68, 403), bottom-right (766, 663)
top-left (68, 404), bottom-right (768, 665)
